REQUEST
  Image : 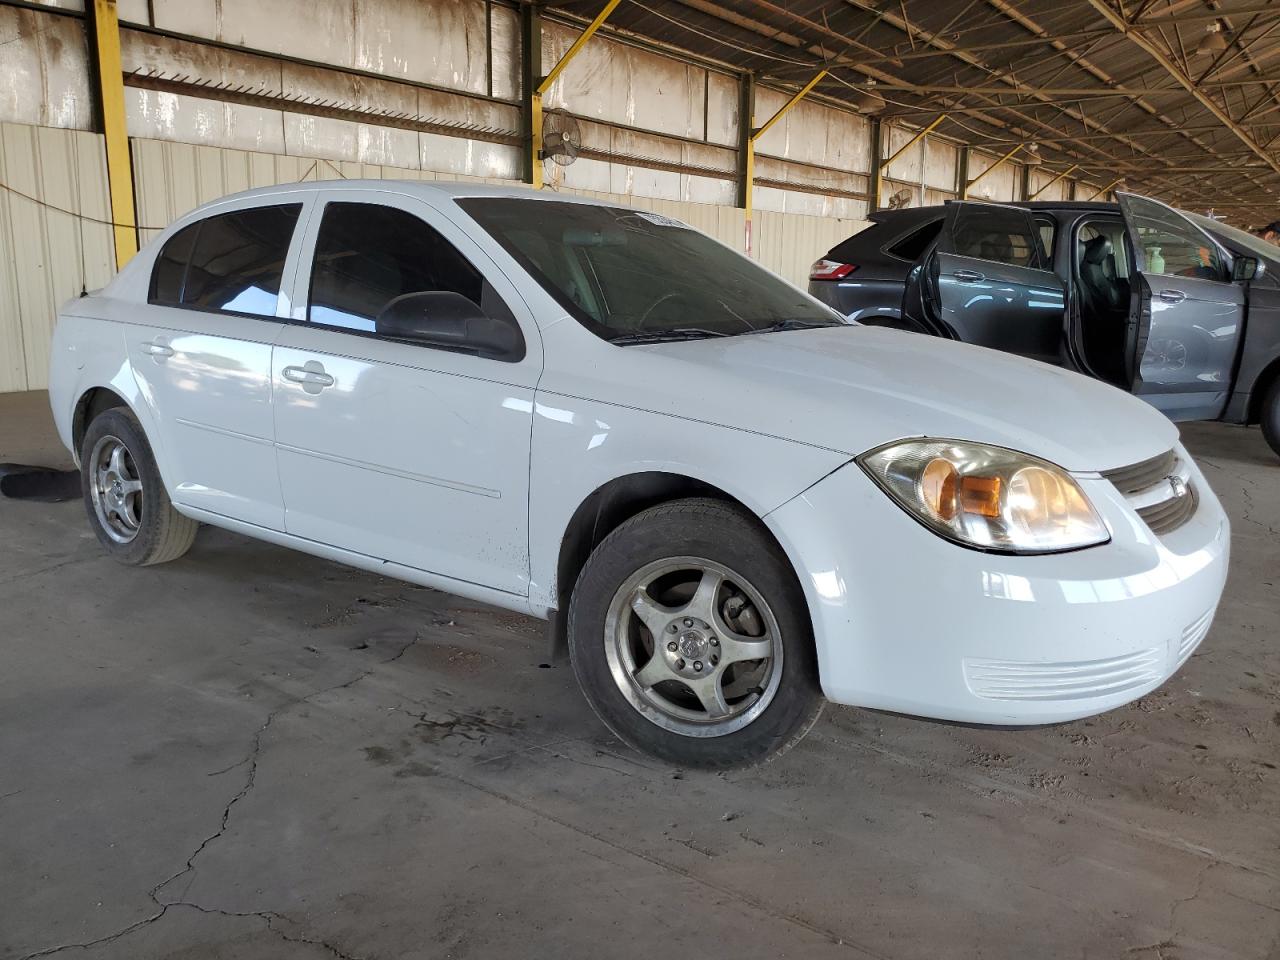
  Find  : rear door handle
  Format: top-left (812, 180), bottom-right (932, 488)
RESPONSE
top-left (953, 270), bottom-right (985, 283)
top-left (1158, 289), bottom-right (1187, 303)
top-left (282, 363), bottom-right (335, 391)
top-left (141, 340), bottom-right (174, 358)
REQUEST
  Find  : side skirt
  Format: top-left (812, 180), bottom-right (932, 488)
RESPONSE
top-left (175, 504), bottom-right (540, 619)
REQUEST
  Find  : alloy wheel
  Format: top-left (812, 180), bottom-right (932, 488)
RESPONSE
top-left (89, 435), bottom-right (144, 544)
top-left (604, 557), bottom-right (783, 738)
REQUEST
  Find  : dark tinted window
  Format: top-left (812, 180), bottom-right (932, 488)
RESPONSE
top-left (174, 205), bottom-right (301, 315)
top-left (149, 221), bottom-right (200, 305)
top-left (886, 219), bottom-right (943, 260)
top-left (827, 216), bottom-right (913, 264)
top-left (1034, 216), bottom-right (1056, 263)
top-left (948, 204), bottom-right (1043, 269)
top-left (308, 203), bottom-right (488, 333)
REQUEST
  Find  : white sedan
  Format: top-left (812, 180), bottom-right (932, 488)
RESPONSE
top-left (48, 181), bottom-right (1229, 767)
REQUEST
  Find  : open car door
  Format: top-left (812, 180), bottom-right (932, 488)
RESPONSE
top-left (1116, 191), bottom-right (1244, 421)
top-left (902, 201), bottom-right (1065, 364)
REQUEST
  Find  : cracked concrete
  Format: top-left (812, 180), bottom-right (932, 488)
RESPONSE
top-left (1, 390), bottom-right (1278, 959)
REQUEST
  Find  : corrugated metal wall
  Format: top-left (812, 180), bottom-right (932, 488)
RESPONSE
top-left (131, 139), bottom-right (868, 288)
top-left (0, 122), bottom-right (114, 392)
top-left (131, 138), bottom-right (514, 244)
top-left (0, 129), bottom-right (862, 393)
top-left (1, 0), bottom-right (909, 391)
top-left (1030, 167), bottom-right (1071, 202)
top-left (967, 150), bottom-right (1019, 202)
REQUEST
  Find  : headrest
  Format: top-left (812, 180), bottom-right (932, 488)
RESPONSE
top-left (1082, 235), bottom-right (1112, 266)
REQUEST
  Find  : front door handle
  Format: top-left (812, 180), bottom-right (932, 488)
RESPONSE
top-left (282, 362), bottom-right (335, 393)
top-left (953, 269), bottom-right (986, 283)
top-left (141, 340), bottom-right (174, 358)
top-left (1158, 289), bottom-right (1187, 303)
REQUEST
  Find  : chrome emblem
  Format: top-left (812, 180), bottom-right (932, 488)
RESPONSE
top-left (1167, 475), bottom-right (1188, 498)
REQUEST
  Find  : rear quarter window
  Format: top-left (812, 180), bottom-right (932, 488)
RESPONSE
top-left (886, 220), bottom-right (943, 261)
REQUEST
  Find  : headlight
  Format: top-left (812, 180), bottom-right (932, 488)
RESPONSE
top-left (858, 439), bottom-right (1109, 554)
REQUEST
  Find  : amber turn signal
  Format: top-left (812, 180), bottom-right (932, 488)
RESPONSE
top-left (960, 475), bottom-right (1002, 518)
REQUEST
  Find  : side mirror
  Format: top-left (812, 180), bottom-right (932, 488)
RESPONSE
top-left (375, 291), bottom-right (521, 359)
top-left (1232, 255), bottom-right (1260, 282)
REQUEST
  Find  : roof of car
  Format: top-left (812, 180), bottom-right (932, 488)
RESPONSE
top-left (1021, 200), bottom-right (1121, 213)
top-left (873, 199), bottom-right (1122, 221)
top-left (185, 178), bottom-right (618, 214)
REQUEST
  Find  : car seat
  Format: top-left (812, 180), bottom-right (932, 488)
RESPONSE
top-left (1076, 235), bottom-right (1128, 385)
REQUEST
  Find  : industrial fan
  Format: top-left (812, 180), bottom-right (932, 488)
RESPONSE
top-left (886, 187), bottom-right (913, 209)
top-left (542, 112), bottom-right (582, 166)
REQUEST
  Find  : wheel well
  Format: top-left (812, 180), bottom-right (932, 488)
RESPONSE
top-left (546, 473), bottom-right (769, 660)
top-left (1247, 356), bottom-right (1280, 425)
top-left (72, 387), bottom-right (128, 456)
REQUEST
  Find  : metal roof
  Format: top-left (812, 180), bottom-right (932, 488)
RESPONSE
top-left (555, 0), bottom-right (1280, 227)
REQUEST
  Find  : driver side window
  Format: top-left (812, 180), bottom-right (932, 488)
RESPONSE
top-left (307, 202), bottom-right (521, 358)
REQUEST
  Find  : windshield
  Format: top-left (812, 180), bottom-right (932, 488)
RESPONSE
top-left (457, 198), bottom-right (846, 343)
top-left (1184, 210), bottom-right (1279, 264)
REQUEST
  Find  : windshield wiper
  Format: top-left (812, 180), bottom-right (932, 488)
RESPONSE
top-left (745, 318), bottom-right (846, 334)
top-left (611, 327), bottom-right (734, 345)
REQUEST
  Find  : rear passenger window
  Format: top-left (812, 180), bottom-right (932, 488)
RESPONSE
top-left (149, 204), bottom-right (302, 316)
top-left (949, 205), bottom-right (1043, 269)
top-left (307, 202), bottom-right (485, 332)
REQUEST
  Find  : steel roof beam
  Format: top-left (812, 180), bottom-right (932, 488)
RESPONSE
top-left (1085, 0), bottom-right (1280, 180)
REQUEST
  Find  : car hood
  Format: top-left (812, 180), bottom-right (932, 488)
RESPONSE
top-left (543, 325), bottom-right (1177, 473)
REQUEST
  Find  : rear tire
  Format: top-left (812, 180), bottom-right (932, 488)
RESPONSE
top-left (567, 498), bottom-right (823, 769)
top-left (80, 407), bottom-right (198, 566)
top-left (1261, 376), bottom-right (1280, 460)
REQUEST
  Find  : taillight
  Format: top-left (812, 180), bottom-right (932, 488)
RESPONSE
top-left (809, 259), bottom-right (856, 280)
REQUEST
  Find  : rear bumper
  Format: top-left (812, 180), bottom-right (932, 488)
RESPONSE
top-left (765, 446), bottom-right (1230, 725)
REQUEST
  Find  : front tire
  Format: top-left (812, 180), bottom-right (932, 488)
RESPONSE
top-left (568, 498), bottom-right (823, 768)
top-left (1260, 376), bottom-right (1280, 459)
top-left (80, 407), bottom-right (198, 566)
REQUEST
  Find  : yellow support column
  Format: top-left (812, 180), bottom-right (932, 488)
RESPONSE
top-left (529, 0), bottom-right (621, 189)
top-left (741, 69), bottom-right (827, 254)
top-left (88, 0), bottom-right (137, 267)
top-left (530, 93), bottom-right (545, 190)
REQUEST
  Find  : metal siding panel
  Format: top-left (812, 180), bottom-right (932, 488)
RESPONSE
top-left (26, 126), bottom-right (80, 388)
top-left (542, 21), bottom-right (704, 141)
top-left (0, 122), bottom-right (114, 392)
top-left (0, 133), bottom-right (29, 392)
top-left (5, 124), bottom-right (54, 392)
top-left (969, 150), bottom-right (1017, 202)
top-left (0, 7), bottom-right (94, 131)
top-left (73, 129), bottom-right (116, 294)
top-left (924, 137), bottom-right (957, 191)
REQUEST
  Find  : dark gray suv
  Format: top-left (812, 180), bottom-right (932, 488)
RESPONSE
top-left (808, 194), bottom-right (1280, 456)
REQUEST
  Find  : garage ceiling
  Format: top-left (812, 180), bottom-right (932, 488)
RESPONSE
top-left (556, 0), bottom-right (1280, 225)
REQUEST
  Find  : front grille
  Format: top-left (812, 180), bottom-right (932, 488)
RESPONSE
top-left (1177, 607), bottom-right (1215, 667)
top-left (1102, 450), bottom-right (1178, 495)
top-left (964, 648), bottom-right (1165, 702)
top-left (1139, 486), bottom-right (1198, 535)
top-left (1102, 448), bottom-right (1197, 537)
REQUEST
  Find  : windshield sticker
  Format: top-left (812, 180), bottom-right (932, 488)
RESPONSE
top-left (632, 210), bottom-right (690, 229)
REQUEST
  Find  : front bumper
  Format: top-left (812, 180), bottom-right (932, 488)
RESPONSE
top-left (765, 444), bottom-right (1230, 725)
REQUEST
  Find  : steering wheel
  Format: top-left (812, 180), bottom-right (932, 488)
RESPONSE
top-left (638, 290), bottom-right (695, 328)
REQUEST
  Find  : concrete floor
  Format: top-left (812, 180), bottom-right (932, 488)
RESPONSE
top-left (1, 389), bottom-right (1277, 960)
